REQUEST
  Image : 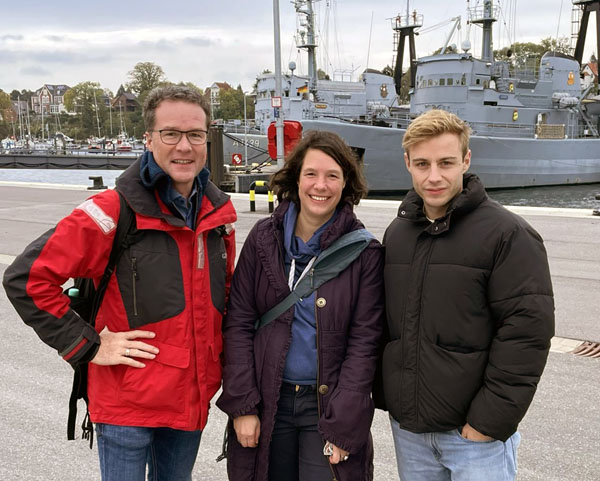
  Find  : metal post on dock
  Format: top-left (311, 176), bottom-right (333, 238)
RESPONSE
top-left (273, 0), bottom-right (285, 170)
top-left (249, 181), bottom-right (274, 213)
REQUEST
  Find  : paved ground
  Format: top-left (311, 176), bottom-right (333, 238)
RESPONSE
top-left (0, 183), bottom-right (599, 481)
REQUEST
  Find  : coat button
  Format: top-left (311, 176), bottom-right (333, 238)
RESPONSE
top-left (316, 297), bottom-right (327, 308)
top-left (318, 384), bottom-right (329, 395)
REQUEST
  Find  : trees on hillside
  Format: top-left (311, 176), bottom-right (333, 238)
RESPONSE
top-left (0, 90), bottom-right (14, 137)
top-left (127, 62), bottom-right (167, 103)
top-left (64, 81), bottom-right (108, 139)
top-left (493, 36), bottom-right (571, 72)
top-left (215, 85), bottom-right (254, 121)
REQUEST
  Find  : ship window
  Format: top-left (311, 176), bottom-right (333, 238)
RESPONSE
top-left (461, 74), bottom-right (466, 85)
top-left (440, 78), bottom-right (446, 86)
top-left (476, 78), bottom-right (480, 85)
top-left (428, 79), bottom-right (433, 87)
top-left (447, 78), bottom-right (454, 86)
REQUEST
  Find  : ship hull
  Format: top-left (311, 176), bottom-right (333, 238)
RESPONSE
top-left (301, 120), bottom-right (600, 192)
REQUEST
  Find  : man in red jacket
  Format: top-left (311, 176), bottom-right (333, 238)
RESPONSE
top-left (3, 85), bottom-right (236, 481)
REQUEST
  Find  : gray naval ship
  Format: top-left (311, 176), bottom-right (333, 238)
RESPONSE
top-left (224, 0), bottom-right (397, 169)
top-left (299, 0), bottom-right (600, 192)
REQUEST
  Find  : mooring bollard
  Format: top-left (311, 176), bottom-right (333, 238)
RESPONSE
top-left (88, 176), bottom-right (107, 190)
top-left (593, 193), bottom-right (600, 216)
top-left (249, 180), bottom-right (274, 213)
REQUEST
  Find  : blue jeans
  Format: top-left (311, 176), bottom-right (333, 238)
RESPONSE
top-left (96, 423), bottom-right (202, 481)
top-left (390, 416), bottom-right (520, 481)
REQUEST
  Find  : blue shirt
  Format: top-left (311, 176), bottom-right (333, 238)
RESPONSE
top-left (281, 202), bottom-right (337, 385)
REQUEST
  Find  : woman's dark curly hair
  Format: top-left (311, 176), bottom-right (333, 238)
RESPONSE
top-left (270, 130), bottom-right (368, 206)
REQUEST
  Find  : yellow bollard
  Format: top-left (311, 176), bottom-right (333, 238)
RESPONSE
top-left (249, 186), bottom-right (256, 212)
top-left (268, 190), bottom-right (274, 213)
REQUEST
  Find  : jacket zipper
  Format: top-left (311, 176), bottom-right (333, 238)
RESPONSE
top-left (315, 293), bottom-right (339, 481)
top-left (131, 256), bottom-right (138, 316)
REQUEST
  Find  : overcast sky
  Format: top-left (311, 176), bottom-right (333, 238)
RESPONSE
top-left (0, 0), bottom-right (597, 95)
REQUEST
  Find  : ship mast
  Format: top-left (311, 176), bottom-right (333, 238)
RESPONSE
top-left (293, 0), bottom-right (320, 94)
top-left (572, 0), bottom-right (600, 65)
top-left (391, 2), bottom-right (423, 95)
top-left (468, 0), bottom-right (498, 62)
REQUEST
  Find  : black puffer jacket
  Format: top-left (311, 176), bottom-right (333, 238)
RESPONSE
top-left (381, 174), bottom-right (554, 441)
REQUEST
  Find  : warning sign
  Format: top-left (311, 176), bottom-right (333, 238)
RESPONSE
top-left (232, 153), bottom-right (243, 165)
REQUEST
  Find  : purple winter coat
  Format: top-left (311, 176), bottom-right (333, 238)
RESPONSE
top-left (216, 200), bottom-right (384, 481)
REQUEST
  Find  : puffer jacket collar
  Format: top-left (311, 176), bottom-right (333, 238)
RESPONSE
top-left (398, 173), bottom-right (487, 235)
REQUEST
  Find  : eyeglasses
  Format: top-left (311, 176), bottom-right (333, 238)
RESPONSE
top-left (152, 129), bottom-right (208, 145)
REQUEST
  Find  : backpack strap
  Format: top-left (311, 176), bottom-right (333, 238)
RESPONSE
top-left (67, 190), bottom-right (136, 447)
top-left (254, 229), bottom-right (374, 330)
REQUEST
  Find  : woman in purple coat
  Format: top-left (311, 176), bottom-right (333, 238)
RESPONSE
top-left (217, 130), bottom-right (384, 481)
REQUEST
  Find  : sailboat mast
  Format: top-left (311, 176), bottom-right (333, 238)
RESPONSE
top-left (17, 97), bottom-right (23, 140)
top-left (93, 92), bottom-right (101, 139)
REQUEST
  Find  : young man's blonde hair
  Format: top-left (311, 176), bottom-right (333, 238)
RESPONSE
top-left (403, 109), bottom-right (471, 158)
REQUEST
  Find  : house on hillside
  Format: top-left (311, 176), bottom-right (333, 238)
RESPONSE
top-left (112, 92), bottom-right (139, 112)
top-left (204, 82), bottom-right (232, 117)
top-left (31, 84), bottom-right (70, 114)
top-left (582, 62), bottom-right (598, 90)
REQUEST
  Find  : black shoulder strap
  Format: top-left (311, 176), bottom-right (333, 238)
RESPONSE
top-left (254, 229), bottom-right (374, 330)
top-left (88, 191), bottom-right (136, 323)
top-left (67, 190), bottom-right (136, 447)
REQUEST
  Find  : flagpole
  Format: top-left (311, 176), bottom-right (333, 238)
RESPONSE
top-left (273, 0), bottom-right (285, 169)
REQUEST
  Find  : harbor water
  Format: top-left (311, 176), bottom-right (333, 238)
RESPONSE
top-left (0, 169), bottom-right (599, 209)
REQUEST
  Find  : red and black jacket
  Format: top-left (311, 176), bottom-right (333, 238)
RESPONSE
top-left (3, 159), bottom-right (236, 430)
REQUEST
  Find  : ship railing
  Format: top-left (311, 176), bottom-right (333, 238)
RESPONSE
top-left (467, 4), bottom-right (499, 23)
top-left (468, 121), bottom-right (536, 138)
top-left (469, 121), bottom-right (598, 139)
top-left (391, 12), bottom-right (424, 30)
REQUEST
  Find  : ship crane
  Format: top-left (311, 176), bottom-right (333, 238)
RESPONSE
top-left (441, 16), bottom-right (462, 54)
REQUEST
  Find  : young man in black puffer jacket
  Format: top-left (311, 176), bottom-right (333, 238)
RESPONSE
top-left (381, 109), bottom-right (554, 481)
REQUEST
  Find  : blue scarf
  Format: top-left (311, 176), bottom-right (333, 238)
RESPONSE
top-left (139, 150), bottom-right (210, 228)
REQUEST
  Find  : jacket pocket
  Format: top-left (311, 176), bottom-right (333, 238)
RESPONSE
top-left (116, 231), bottom-right (185, 329)
top-left (419, 343), bottom-right (488, 425)
top-left (119, 341), bottom-right (190, 413)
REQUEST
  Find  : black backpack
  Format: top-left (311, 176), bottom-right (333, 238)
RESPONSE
top-left (64, 191), bottom-right (136, 448)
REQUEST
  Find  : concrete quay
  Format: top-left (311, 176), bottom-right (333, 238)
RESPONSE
top-left (0, 182), bottom-right (598, 481)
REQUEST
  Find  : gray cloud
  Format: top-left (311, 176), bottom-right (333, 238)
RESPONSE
top-left (20, 66), bottom-right (52, 76)
top-left (26, 50), bottom-right (112, 65)
top-left (0, 34), bottom-right (24, 41)
top-left (44, 35), bottom-right (65, 42)
top-left (180, 36), bottom-right (214, 47)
